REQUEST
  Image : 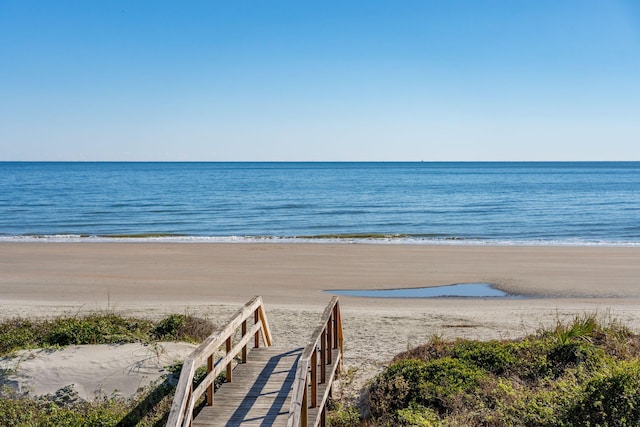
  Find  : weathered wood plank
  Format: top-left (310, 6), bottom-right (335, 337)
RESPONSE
top-left (192, 346), bottom-right (303, 427)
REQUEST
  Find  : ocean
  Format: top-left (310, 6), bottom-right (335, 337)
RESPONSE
top-left (1, 161), bottom-right (639, 246)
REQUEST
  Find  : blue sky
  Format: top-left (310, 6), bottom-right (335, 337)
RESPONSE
top-left (1, 1), bottom-right (639, 161)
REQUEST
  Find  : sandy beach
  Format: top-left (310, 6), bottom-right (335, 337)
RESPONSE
top-left (2, 242), bottom-right (640, 399)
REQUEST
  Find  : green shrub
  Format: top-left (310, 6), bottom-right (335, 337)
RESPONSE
top-left (420, 357), bottom-right (486, 397)
top-left (153, 314), bottom-right (186, 339)
top-left (490, 375), bottom-right (582, 427)
top-left (44, 314), bottom-right (153, 346)
top-left (364, 316), bottom-right (640, 427)
top-left (566, 359), bottom-right (640, 426)
top-left (153, 314), bottom-right (214, 342)
top-left (0, 312), bottom-right (214, 357)
top-left (327, 401), bottom-right (362, 427)
top-left (368, 358), bottom-right (427, 417)
top-left (368, 357), bottom-right (486, 419)
top-left (392, 335), bottom-right (452, 363)
top-left (506, 337), bottom-right (554, 380)
top-left (451, 340), bottom-right (516, 374)
top-left (0, 392), bottom-right (130, 427)
top-left (395, 404), bottom-right (442, 426)
top-left (547, 340), bottom-right (605, 375)
top-left (0, 318), bottom-right (38, 355)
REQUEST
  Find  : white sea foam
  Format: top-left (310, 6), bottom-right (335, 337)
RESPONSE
top-left (1, 234), bottom-right (638, 247)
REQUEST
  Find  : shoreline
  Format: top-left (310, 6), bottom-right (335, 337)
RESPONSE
top-left (2, 236), bottom-right (639, 247)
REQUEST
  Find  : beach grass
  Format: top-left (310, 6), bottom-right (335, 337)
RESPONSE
top-left (0, 311), bottom-right (216, 426)
top-left (0, 312), bottom-right (214, 357)
top-left (0, 386), bottom-right (171, 427)
top-left (337, 314), bottom-right (640, 427)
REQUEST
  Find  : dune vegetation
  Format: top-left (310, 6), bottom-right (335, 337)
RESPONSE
top-left (330, 315), bottom-right (640, 427)
top-left (3, 313), bottom-right (640, 426)
top-left (0, 312), bottom-right (214, 426)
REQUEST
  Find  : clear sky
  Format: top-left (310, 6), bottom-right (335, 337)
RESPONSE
top-left (1, 1), bottom-right (639, 161)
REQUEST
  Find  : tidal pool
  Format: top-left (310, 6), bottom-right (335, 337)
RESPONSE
top-left (327, 283), bottom-right (512, 298)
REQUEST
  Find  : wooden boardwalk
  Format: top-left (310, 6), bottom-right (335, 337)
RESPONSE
top-left (192, 346), bottom-right (303, 426)
top-left (167, 296), bottom-right (343, 427)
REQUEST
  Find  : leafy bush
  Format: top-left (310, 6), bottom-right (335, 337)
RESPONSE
top-left (395, 404), bottom-right (442, 426)
top-left (0, 391), bottom-right (131, 427)
top-left (153, 313), bottom-right (214, 342)
top-left (566, 359), bottom-right (640, 426)
top-left (44, 314), bottom-right (153, 346)
top-left (0, 318), bottom-right (38, 355)
top-left (451, 340), bottom-right (516, 375)
top-left (327, 401), bottom-right (362, 427)
top-left (367, 357), bottom-right (486, 420)
top-left (361, 315), bottom-right (640, 427)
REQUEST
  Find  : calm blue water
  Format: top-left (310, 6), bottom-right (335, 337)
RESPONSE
top-left (1, 162), bottom-right (639, 245)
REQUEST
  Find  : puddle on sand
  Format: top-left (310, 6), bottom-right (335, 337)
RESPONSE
top-left (326, 283), bottom-right (513, 298)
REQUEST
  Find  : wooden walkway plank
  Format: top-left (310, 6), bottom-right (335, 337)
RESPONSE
top-left (168, 297), bottom-right (343, 427)
top-left (192, 346), bottom-right (303, 427)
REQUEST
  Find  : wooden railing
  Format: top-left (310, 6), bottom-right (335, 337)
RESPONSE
top-left (166, 296), bottom-right (273, 427)
top-left (288, 297), bottom-right (343, 427)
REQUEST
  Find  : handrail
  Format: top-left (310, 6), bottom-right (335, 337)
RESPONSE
top-left (288, 297), bottom-right (343, 427)
top-left (166, 296), bottom-right (273, 427)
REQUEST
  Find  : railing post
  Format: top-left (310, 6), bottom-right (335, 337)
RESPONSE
top-left (187, 385), bottom-right (194, 425)
top-left (241, 319), bottom-right (248, 363)
top-left (226, 336), bottom-right (233, 382)
top-left (327, 315), bottom-right (333, 362)
top-left (301, 379), bottom-right (308, 427)
top-left (336, 301), bottom-right (344, 371)
top-left (320, 330), bottom-right (327, 384)
top-left (332, 305), bottom-right (339, 349)
top-left (310, 350), bottom-right (318, 408)
top-left (206, 354), bottom-right (214, 406)
top-left (257, 304), bottom-right (273, 347)
top-left (254, 309), bottom-right (260, 348)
